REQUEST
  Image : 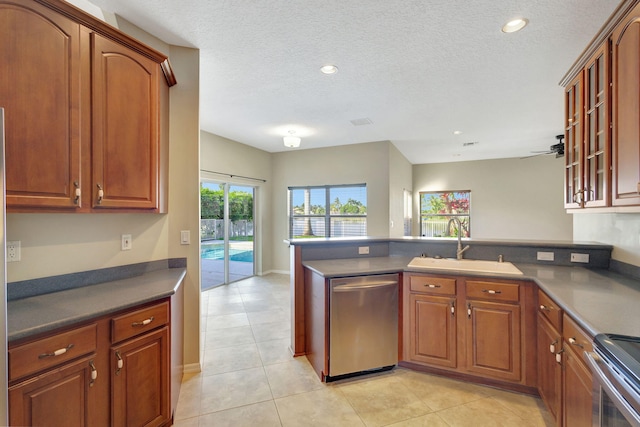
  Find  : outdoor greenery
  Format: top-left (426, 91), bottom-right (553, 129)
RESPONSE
top-left (420, 191), bottom-right (470, 237)
top-left (292, 197), bottom-right (367, 215)
top-left (200, 185), bottom-right (253, 221)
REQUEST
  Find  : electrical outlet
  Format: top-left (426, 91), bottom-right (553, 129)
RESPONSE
top-left (121, 234), bottom-right (132, 251)
top-left (7, 241), bottom-right (20, 262)
top-left (537, 251), bottom-right (555, 261)
top-left (570, 253), bottom-right (589, 263)
top-left (358, 246), bottom-right (370, 255)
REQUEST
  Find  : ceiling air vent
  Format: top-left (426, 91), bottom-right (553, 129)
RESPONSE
top-left (463, 141), bottom-right (479, 147)
top-left (350, 118), bottom-right (373, 126)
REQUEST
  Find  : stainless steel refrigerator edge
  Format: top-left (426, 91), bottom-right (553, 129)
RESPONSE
top-left (329, 274), bottom-right (398, 378)
top-left (0, 108), bottom-right (8, 425)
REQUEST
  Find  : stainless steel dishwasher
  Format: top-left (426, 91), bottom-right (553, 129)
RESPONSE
top-left (328, 273), bottom-right (398, 379)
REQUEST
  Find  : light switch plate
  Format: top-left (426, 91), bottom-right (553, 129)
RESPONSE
top-left (180, 230), bottom-right (190, 245)
top-left (121, 234), bottom-right (132, 251)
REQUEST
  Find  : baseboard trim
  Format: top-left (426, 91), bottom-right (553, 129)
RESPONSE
top-left (183, 362), bottom-right (202, 374)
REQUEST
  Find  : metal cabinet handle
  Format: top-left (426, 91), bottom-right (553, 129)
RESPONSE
top-left (568, 337), bottom-right (584, 348)
top-left (115, 351), bottom-right (123, 375)
top-left (549, 340), bottom-right (558, 354)
top-left (425, 284), bottom-right (441, 288)
top-left (97, 184), bottom-right (104, 204)
top-left (39, 344), bottom-right (74, 359)
top-left (450, 301), bottom-right (455, 316)
top-left (467, 303), bottom-right (472, 319)
top-left (132, 316), bottom-right (154, 327)
top-left (556, 348), bottom-right (564, 364)
top-left (539, 304), bottom-right (550, 311)
top-left (482, 289), bottom-right (501, 294)
top-left (89, 360), bottom-right (97, 386)
top-left (74, 181), bottom-right (80, 205)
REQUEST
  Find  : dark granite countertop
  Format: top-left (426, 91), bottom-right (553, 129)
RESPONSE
top-left (7, 267), bottom-right (186, 342)
top-left (302, 256), bottom-right (640, 339)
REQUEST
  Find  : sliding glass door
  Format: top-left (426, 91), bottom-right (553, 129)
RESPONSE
top-left (201, 181), bottom-right (255, 289)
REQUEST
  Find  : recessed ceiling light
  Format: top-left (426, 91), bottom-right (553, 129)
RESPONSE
top-left (453, 130), bottom-right (463, 135)
top-left (320, 65), bottom-right (338, 74)
top-left (502, 18), bottom-right (528, 33)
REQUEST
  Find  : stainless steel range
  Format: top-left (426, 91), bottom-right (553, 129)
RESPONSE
top-left (587, 334), bottom-right (640, 427)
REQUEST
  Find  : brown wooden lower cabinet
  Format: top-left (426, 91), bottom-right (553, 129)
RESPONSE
top-left (8, 294), bottom-right (182, 427)
top-left (112, 327), bottom-right (170, 427)
top-left (464, 300), bottom-right (521, 382)
top-left (408, 293), bottom-right (457, 368)
top-left (9, 355), bottom-right (95, 426)
top-left (402, 273), bottom-right (536, 392)
top-left (562, 344), bottom-right (593, 427)
top-left (537, 313), bottom-right (562, 424)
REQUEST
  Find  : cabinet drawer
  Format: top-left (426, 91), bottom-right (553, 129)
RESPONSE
top-left (465, 280), bottom-right (519, 303)
top-left (409, 275), bottom-right (456, 295)
top-left (9, 323), bottom-right (97, 382)
top-left (563, 314), bottom-right (593, 367)
top-left (112, 301), bottom-right (169, 343)
top-left (538, 289), bottom-right (563, 331)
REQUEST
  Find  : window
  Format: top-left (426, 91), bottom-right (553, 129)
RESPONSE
top-left (420, 191), bottom-right (470, 237)
top-left (289, 184), bottom-right (367, 238)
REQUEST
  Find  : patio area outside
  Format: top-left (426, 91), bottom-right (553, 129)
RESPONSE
top-left (201, 240), bottom-right (254, 290)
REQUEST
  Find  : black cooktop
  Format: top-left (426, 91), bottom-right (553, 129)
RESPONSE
top-left (595, 333), bottom-right (640, 391)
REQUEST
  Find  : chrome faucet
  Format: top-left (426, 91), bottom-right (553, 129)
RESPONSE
top-left (447, 218), bottom-right (470, 260)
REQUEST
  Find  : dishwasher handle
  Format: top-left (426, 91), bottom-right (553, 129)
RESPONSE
top-left (333, 281), bottom-right (397, 292)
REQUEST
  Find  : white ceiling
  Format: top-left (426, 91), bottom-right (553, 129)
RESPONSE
top-left (87, 0), bottom-right (620, 164)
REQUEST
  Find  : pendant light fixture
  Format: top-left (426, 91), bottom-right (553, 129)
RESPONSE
top-left (283, 130), bottom-right (301, 148)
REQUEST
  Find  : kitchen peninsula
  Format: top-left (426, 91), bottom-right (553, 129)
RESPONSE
top-left (288, 237), bottom-right (640, 425)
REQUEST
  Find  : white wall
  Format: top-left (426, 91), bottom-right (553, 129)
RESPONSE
top-left (200, 131), bottom-right (273, 274)
top-left (270, 141), bottom-right (394, 271)
top-left (574, 213), bottom-right (640, 267)
top-left (412, 156), bottom-right (573, 241)
top-left (389, 143), bottom-right (413, 237)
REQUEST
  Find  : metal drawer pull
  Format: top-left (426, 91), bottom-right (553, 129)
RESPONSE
top-left (425, 284), bottom-right (441, 288)
top-left (132, 316), bottom-right (154, 327)
top-left (539, 304), bottom-right (549, 311)
top-left (39, 344), bottom-right (74, 359)
top-left (482, 289), bottom-right (501, 294)
top-left (115, 351), bottom-right (123, 375)
top-left (568, 337), bottom-right (584, 348)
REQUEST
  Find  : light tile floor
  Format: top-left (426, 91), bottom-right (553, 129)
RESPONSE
top-left (173, 273), bottom-right (554, 427)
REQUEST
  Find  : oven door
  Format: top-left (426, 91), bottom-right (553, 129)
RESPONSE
top-left (586, 351), bottom-right (640, 427)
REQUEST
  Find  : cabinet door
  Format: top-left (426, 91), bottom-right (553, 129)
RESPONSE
top-left (9, 355), bottom-right (95, 426)
top-left (537, 314), bottom-right (562, 424)
top-left (408, 293), bottom-right (456, 368)
top-left (464, 300), bottom-right (521, 382)
top-left (565, 72), bottom-right (584, 208)
top-left (562, 345), bottom-right (593, 427)
top-left (583, 44), bottom-right (611, 208)
top-left (91, 33), bottom-right (159, 210)
top-left (112, 327), bottom-right (169, 427)
top-left (611, 6), bottom-right (640, 206)
top-left (0, 0), bottom-right (82, 209)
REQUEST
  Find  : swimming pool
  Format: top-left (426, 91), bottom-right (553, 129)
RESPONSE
top-left (201, 246), bottom-right (253, 262)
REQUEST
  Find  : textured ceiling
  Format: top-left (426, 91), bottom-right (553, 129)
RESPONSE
top-left (87, 0), bottom-right (620, 164)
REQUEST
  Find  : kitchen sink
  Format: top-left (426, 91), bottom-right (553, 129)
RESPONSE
top-left (407, 257), bottom-right (523, 275)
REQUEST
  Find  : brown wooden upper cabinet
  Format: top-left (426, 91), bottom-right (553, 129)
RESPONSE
top-left (612, 2), bottom-right (640, 206)
top-left (562, 0), bottom-right (640, 210)
top-left (0, 0), bottom-right (175, 213)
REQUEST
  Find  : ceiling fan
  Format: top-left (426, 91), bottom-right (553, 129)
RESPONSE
top-left (521, 134), bottom-right (565, 159)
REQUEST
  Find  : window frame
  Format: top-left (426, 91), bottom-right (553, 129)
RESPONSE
top-left (419, 190), bottom-right (471, 238)
top-left (288, 184), bottom-right (367, 238)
